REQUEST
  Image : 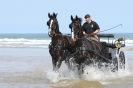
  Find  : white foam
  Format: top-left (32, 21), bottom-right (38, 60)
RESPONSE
top-left (45, 63), bottom-right (80, 83)
top-left (0, 38), bottom-right (133, 48)
top-left (46, 70), bottom-right (61, 83)
top-left (125, 39), bottom-right (133, 46)
top-left (0, 38), bottom-right (51, 48)
top-left (82, 66), bottom-right (130, 81)
top-left (45, 61), bottom-right (131, 83)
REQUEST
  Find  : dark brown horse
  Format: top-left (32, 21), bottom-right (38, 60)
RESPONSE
top-left (47, 13), bottom-right (74, 71)
top-left (69, 15), bottom-right (103, 74)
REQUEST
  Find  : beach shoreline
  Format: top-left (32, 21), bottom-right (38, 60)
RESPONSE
top-left (0, 47), bottom-right (133, 88)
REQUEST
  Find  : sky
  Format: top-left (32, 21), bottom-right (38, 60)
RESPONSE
top-left (0, 0), bottom-right (133, 34)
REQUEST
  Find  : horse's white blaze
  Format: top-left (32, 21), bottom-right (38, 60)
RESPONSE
top-left (72, 28), bottom-right (74, 40)
top-left (50, 20), bottom-right (53, 29)
top-left (48, 19), bottom-right (53, 35)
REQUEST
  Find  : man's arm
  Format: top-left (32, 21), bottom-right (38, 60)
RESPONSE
top-left (93, 29), bottom-right (100, 34)
top-left (91, 21), bottom-right (100, 35)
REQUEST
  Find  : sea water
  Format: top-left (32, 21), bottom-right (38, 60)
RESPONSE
top-left (0, 33), bottom-right (133, 88)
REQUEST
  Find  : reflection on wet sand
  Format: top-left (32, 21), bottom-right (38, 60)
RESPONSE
top-left (0, 48), bottom-right (133, 88)
top-left (51, 80), bottom-right (103, 88)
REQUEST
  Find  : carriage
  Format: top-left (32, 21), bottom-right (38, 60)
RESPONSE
top-left (97, 34), bottom-right (125, 71)
top-left (66, 33), bottom-right (126, 73)
top-left (47, 13), bottom-right (126, 73)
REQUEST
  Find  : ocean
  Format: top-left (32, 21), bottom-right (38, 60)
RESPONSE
top-left (0, 33), bottom-right (133, 48)
top-left (0, 33), bottom-right (133, 88)
top-left (0, 33), bottom-right (50, 48)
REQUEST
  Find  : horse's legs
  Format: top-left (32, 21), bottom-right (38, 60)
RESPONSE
top-left (65, 58), bottom-right (71, 69)
top-left (77, 63), bottom-right (84, 75)
top-left (65, 53), bottom-right (73, 70)
top-left (56, 57), bottom-right (62, 70)
top-left (49, 47), bottom-right (57, 71)
top-left (52, 57), bottom-right (63, 71)
top-left (52, 58), bottom-right (57, 71)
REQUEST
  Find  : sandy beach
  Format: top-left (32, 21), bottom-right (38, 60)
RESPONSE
top-left (0, 47), bottom-right (132, 88)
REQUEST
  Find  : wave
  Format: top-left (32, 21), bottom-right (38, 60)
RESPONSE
top-left (0, 38), bottom-right (51, 48)
top-left (125, 39), bottom-right (133, 46)
top-left (0, 38), bottom-right (133, 48)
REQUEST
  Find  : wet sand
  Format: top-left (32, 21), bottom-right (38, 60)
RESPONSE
top-left (0, 47), bottom-right (133, 88)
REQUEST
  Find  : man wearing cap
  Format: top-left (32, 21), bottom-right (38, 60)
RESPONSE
top-left (82, 14), bottom-right (100, 41)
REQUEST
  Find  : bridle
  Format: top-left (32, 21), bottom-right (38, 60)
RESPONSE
top-left (48, 18), bottom-right (59, 37)
top-left (71, 20), bottom-right (82, 39)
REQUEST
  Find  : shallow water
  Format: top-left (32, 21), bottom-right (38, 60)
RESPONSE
top-left (0, 47), bottom-right (133, 88)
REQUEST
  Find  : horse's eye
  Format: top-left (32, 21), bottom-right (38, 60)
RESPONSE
top-left (47, 21), bottom-right (49, 26)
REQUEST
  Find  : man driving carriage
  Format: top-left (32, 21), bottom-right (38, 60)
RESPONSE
top-left (82, 14), bottom-right (100, 41)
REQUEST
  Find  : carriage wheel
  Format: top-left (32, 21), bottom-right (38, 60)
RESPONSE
top-left (119, 51), bottom-right (125, 69)
top-left (112, 57), bottom-right (118, 72)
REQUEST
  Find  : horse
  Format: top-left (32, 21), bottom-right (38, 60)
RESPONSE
top-left (47, 13), bottom-right (74, 71)
top-left (69, 15), bottom-right (103, 74)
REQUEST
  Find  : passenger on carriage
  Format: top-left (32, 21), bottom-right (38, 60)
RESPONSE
top-left (82, 14), bottom-right (100, 41)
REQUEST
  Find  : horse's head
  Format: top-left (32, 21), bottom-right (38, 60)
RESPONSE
top-left (69, 15), bottom-right (82, 39)
top-left (47, 13), bottom-right (60, 37)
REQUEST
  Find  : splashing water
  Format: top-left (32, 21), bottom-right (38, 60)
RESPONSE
top-left (46, 62), bottom-right (131, 85)
top-left (82, 66), bottom-right (130, 81)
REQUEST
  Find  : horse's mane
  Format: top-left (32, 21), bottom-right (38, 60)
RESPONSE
top-left (78, 17), bottom-right (82, 24)
top-left (55, 20), bottom-right (61, 34)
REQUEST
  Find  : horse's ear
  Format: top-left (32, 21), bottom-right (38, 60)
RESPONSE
top-left (71, 15), bottom-right (74, 21)
top-left (79, 18), bottom-right (82, 23)
top-left (55, 13), bottom-right (58, 18)
top-left (76, 15), bottom-right (78, 20)
top-left (48, 13), bottom-right (51, 18)
top-left (53, 12), bottom-right (57, 18)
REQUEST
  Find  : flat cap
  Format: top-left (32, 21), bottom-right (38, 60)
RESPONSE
top-left (84, 14), bottom-right (90, 19)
